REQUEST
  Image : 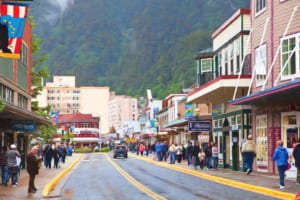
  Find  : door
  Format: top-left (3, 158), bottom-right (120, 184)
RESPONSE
top-left (232, 130), bottom-right (239, 170)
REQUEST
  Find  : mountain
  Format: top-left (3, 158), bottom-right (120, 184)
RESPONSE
top-left (29, 0), bottom-right (250, 99)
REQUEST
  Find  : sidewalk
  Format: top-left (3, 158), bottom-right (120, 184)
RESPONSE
top-left (0, 153), bottom-right (81, 200)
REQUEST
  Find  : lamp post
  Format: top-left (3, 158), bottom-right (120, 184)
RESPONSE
top-left (155, 119), bottom-right (159, 139)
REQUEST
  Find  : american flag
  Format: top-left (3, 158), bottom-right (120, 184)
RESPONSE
top-left (0, 2), bottom-right (29, 59)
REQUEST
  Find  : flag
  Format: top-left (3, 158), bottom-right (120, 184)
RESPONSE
top-left (51, 112), bottom-right (59, 125)
top-left (0, 2), bottom-right (29, 59)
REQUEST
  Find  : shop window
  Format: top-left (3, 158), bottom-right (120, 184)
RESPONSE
top-left (256, 115), bottom-right (268, 172)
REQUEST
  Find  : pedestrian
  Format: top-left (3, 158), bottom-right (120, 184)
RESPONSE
top-left (272, 140), bottom-right (289, 189)
top-left (204, 143), bottom-right (212, 169)
top-left (7, 144), bottom-right (20, 187)
top-left (241, 134), bottom-right (256, 175)
top-left (186, 142), bottom-right (193, 166)
top-left (43, 144), bottom-right (54, 169)
top-left (292, 140), bottom-right (300, 185)
top-left (175, 144), bottom-right (183, 163)
top-left (212, 143), bottom-right (219, 169)
top-left (139, 143), bottom-right (145, 156)
top-left (198, 148), bottom-right (206, 170)
top-left (193, 142), bottom-right (200, 169)
top-left (168, 143), bottom-right (176, 164)
top-left (0, 145), bottom-right (8, 186)
top-left (155, 141), bottom-right (162, 161)
top-left (26, 146), bottom-right (41, 193)
top-left (161, 141), bottom-right (168, 162)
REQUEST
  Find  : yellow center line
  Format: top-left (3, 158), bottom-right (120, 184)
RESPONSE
top-left (105, 154), bottom-right (167, 200)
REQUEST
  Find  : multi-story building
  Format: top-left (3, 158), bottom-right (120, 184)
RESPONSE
top-left (229, 0), bottom-right (300, 177)
top-left (187, 8), bottom-right (252, 170)
top-left (108, 92), bottom-right (139, 134)
top-left (0, 5), bottom-right (51, 167)
top-left (37, 76), bottom-right (110, 134)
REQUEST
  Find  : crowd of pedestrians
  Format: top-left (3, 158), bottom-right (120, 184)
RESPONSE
top-left (135, 140), bottom-right (220, 170)
top-left (0, 142), bottom-right (73, 193)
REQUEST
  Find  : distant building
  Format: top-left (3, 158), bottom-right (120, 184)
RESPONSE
top-left (108, 92), bottom-right (139, 133)
top-left (36, 76), bottom-right (110, 133)
top-left (54, 113), bottom-right (101, 148)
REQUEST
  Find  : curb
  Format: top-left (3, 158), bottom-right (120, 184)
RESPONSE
top-left (42, 154), bottom-right (83, 198)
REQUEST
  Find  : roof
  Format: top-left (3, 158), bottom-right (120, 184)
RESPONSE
top-left (58, 113), bottom-right (99, 123)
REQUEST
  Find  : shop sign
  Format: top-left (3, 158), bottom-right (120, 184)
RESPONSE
top-left (12, 121), bottom-right (36, 132)
top-left (188, 121), bottom-right (211, 132)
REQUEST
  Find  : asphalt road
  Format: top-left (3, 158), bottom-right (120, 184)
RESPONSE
top-left (54, 153), bottom-right (281, 200)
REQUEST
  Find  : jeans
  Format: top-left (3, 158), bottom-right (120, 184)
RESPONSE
top-left (243, 152), bottom-right (255, 170)
top-left (156, 151), bottom-right (162, 161)
top-left (278, 165), bottom-right (286, 186)
top-left (169, 152), bottom-right (175, 164)
top-left (1, 166), bottom-right (8, 185)
top-left (8, 166), bottom-right (18, 185)
top-left (187, 154), bottom-right (193, 165)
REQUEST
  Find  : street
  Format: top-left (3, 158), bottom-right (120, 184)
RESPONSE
top-left (53, 153), bottom-right (282, 200)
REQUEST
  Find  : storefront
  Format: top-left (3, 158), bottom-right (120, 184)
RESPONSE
top-left (213, 109), bottom-right (251, 170)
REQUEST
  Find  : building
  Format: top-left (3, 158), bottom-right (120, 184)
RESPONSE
top-left (187, 8), bottom-right (252, 170)
top-left (0, 12), bottom-right (51, 167)
top-left (108, 92), bottom-right (139, 135)
top-left (229, 0), bottom-right (300, 177)
top-left (36, 76), bottom-right (110, 134)
top-left (54, 113), bottom-right (101, 148)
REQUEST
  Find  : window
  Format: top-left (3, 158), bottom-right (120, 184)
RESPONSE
top-left (281, 34), bottom-right (300, 78)
top-left (18, 94), bottom-right (28, 109)
top-left (229, 44), bottom-right (234, 74)
top-left (256, 0), bottom-right (266, 14)
top-left (20, 42), bottom-right (28, 65)
top-left (0, 84), bottom-right (13, 103)
top-left (218, 52), bottom-right (222, 76)
top-left (235, 38), bottom-right (241, 73)
top-left (201, 58), bottom-right (212, 72)
top-left (256, 115), bottom-right (268, 172)
top-left (255, 44), bottom-right (267, 85)
top-left (224, 50), bottom-right (228, 75)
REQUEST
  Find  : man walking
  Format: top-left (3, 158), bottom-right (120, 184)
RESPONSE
top-left (241, 134), bottom-right (256, 175)
top-left (7, 144), bottom-right (20, 186)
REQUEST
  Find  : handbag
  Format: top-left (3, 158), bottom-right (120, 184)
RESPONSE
top-left (286, 163), bottom-right (292, 170)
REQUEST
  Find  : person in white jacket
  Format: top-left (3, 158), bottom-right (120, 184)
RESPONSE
top-left (241, 134), bottom-right (256, 175)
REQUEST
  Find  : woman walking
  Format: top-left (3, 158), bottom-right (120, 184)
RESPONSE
top-left (272, 140), bottom-right (289, 189)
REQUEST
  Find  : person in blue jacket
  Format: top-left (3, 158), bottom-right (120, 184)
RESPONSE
top-left (272, 140), bottom-right (289, 189)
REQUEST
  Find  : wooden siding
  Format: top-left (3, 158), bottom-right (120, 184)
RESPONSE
top-left (213, 16), bottom-right (243, 50)
top-left (251, 0), bottom-right (300, 93)
top-left (251, 0), bottom-right (271, 93)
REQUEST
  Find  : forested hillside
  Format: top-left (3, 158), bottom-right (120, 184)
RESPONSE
top-left (29, 0), bottom-right (249, 99)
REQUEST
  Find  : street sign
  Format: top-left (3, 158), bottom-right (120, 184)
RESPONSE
top-left (188, 121), bottom-right (211, 132)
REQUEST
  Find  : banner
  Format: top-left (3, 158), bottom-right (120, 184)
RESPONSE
top-left (0, 2), bottom-right (29, 59)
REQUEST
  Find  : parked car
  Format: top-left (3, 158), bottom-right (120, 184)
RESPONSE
top-left (113, 144), bottom-right (128, 159)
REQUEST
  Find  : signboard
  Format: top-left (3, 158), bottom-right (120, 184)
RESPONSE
top-left (184, 103), bottom-right (193, 119)
top-left (188, 121), bottom-right (211, 132)
top-left (12, 121), bottom-right (36, 132)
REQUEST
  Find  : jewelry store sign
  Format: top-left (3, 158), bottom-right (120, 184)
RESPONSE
top-left (12, 121), bottom-right (36, 132)
top-left (188, 121), bottom-right (211, 132)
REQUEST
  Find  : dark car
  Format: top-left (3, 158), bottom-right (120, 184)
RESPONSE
top-left (113, 144), bottom-right (128, 159)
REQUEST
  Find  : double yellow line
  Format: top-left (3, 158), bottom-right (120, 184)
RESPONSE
top-left (106, 154), bottom-right (167, 200)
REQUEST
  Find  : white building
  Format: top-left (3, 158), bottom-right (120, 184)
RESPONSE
top-left (36, 76), bottom-right (110, 134)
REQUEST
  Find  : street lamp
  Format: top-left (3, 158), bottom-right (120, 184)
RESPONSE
top-left (155, 119), bottom-right (159, 138)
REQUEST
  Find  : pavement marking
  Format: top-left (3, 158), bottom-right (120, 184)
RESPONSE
top-left (105, 154), bottom-right (167, 200)
top-left (131, 154), bottom-right (296, 200)
top-left (42, 154), bottom-right (84, 198)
